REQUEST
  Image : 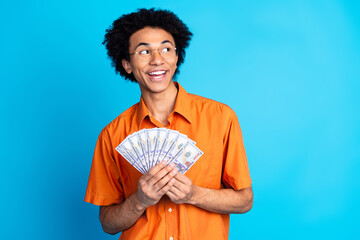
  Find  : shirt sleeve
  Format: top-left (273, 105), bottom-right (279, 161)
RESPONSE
top-left (84, 128), bottom-right (124, 206)
top-left (221, 107), bottom-right (252, 190)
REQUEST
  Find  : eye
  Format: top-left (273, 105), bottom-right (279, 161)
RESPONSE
top-left (161, 47), bottom-right (171, 53)
top-left (139, 49), bottom-right (150, 55)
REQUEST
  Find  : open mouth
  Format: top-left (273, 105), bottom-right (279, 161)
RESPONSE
top-left (147, 70), bottom-right (167, 80)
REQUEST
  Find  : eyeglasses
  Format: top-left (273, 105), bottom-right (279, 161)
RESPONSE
top-left (129, 45), bottom-right (177, 62)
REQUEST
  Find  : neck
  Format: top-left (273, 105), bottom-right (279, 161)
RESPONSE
top-left (141, 82), bottom-right (178, 125)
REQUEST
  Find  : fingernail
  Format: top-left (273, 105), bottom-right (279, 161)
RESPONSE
top-left (172, 169), bottom-right (178, 174)
top-left (161, 160), bottom-right (167, 165)
top-left (169, 163), bottom-right (175, 168)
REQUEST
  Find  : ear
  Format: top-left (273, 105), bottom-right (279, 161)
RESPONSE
top-left (122, 59), bottom-right (132, 74)
top-left (174, 55), bottom-right (178, 70)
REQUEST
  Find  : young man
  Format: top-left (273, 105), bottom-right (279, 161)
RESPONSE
top-left (85, 8), bottom-right (253, 240)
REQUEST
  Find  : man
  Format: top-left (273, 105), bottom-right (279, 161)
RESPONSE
top-left (85, 8), bottom-right (253, 240)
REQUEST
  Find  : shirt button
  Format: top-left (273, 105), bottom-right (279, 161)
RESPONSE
top-left (168, 208), bottom-right (172, 213)
top-left (169, 237), bottom-right (173, 240)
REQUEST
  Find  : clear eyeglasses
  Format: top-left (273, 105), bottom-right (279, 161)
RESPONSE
top-left (129, 45), bottom-right (177, 62)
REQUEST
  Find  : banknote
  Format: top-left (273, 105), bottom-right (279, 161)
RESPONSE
top-left (153, 128), bottom-right (174, 165)
top-left (162, 133), bottom-right (191, 164)
top-left (117, 138), bottom-right (146, 173)
top-left (146, 128), bottom-right (166, 167)
top-left (115, 128), bottom-right (203, 174)
top-left (127, 132), bottom-right (148, 170)
top-left (135, 130), bottom-right (150, 170)
top-left (145, 129), bottom-right (153, 167)
top-left (169, 142), bottom-right (203, 174)
top-left (156, 129), bottom-right (179, 164)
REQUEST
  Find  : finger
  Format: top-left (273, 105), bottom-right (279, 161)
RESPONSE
top-left (142, 160), bottom-right (167, 182)
top-left (170, 180), bottom-right (183, 192)
top-left (148, 163), bottom-right (176, 186)
top-left (158, 177), bottom-right (176, 195)
top-left (168, 185), bottom-right (182, 196)
top-left (166, 189), bottom-right (177, 200)
top-left (154, 168), bottom-right (178, 192)
top-left (171, 175), bottom-right (191, 191)
top-left (173, 173), bottom-right (190, 184)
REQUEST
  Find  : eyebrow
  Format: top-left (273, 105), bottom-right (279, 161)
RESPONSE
top-left (134, 40), bottom-right (174, 49)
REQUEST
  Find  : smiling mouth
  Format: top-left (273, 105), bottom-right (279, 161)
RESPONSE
top-left (147, 70), bottom-right (167, 80)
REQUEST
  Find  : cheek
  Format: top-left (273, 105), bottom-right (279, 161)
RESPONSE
top-left (171, 59), bottom-right (178, 71)
top-left (130, 62), bottom-right (145, 74)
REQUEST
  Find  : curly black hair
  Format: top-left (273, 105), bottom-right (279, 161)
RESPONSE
top-left (103, 8), bottom-right (193, 82)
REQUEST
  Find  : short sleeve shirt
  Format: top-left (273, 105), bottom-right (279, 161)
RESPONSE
top-left (85, 82), bottom-right (252, 240)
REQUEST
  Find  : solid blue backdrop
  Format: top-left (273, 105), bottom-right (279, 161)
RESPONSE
top-left (1, 0), bottom-right (359, 239)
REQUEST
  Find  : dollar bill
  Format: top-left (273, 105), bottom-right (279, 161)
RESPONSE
top-left (146, 128), bottom-right (162, 167)
top-left (155, 129), bottom-right (179, 165)
top-left (115, 144), bottom-right (144, 173)
top-left (135, 130), bottom-right (150, 170)
top-left (153, 128), bottom-right (170, 165)
top-left (115, 128), bottom-right (203, 174)
top-left (145, 129), bottom-right (153, 167)
top-left (169, 142), bottom-right (203, 174)
top-left (117, 138), bottom-right (146, 173)
top-left (128, 136), bottom-right (148, 173)
top-left (162, 133), bottom-right (190, 164)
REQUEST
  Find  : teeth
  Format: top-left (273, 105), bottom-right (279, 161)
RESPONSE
top-left (148, 71), bottom-right (166, 76)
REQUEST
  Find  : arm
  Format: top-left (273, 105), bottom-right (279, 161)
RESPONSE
top-left (99, 161), bottom-right (178, 234)
top-left (190, 185), bottom-right (253, 214)
top-left (99, 192), bottom-right (146, 234)
top-left (166, 173), bottom-right (253, 214)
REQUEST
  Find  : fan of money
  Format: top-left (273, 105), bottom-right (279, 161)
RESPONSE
top-left (115, 128), bottom-right (203, 174)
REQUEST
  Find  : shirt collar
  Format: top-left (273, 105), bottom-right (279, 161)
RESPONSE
top-left (173, 82), bottom-right (192, 124)
top-left (136, 82), bottom-right (193, 127)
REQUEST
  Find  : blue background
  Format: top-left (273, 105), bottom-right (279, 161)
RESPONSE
top-left (1, 0), bottom-right (359, 239)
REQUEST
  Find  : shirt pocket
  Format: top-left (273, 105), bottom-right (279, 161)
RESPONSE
top-left (186, 136), bottom-right (223, 189)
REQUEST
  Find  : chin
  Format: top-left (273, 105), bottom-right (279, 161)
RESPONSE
top-left (147, 78), bottom-right (173, 92)
top-left (149, 83), bottom-right (171, 93)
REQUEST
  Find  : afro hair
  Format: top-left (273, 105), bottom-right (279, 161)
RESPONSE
top-left (103, 8), bottom-right (193, 82)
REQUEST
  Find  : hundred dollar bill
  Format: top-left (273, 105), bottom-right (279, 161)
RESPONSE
top-left (145, 128), bottom-right (161, 168)
top-left (115, 144), bottom-right (144, 173)
top-left (169, 142), bottom-right (203, 174)
top-left (145, 129), bottom-right (153, 167)
top-left (162, 133), bottom-right (191, 164)
top-left (134, 130), bottom-right (150, 170)
top-left (152, 128), bottom-right (169, 165)
top-left (115, 127), bottom-right (202, 174)
top-left (155, 129), bottom-right (179, 165)
top-left (126, 136), bottom-right (147, 173)
top-left (117, 139), bottom-right (146, 173)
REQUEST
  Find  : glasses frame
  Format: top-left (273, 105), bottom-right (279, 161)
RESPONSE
top-left (129, 46), bottom-right (177, 62)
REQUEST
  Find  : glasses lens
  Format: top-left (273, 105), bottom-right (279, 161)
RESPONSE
top-left (137, 47), bottom-right (152, 62)
top-left (159, 46), bottom-right (176, 60)
top-left (134, 45), bottom-right (176, 62)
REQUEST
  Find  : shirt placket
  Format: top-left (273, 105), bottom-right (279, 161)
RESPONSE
top-left (164, 199), bottom-right (178, 240)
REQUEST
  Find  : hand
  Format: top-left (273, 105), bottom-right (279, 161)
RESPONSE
top-left (135, 161), bottom-right (178, 209)
top-left (166, 173), bottom-right (195, 204)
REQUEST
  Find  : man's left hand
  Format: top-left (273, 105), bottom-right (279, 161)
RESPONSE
top-left (166, 173), bottom-right (195, 204)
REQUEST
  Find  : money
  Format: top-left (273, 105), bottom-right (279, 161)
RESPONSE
top-left (170, 142), bottom-right (203, 174)
top-left (115, 128), bottom-right (203, 174)
top-left (116, 138), bottom-right (146, 173)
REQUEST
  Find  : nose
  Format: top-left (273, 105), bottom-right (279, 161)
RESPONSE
top-left (149, 49), bottom-right (164, 65)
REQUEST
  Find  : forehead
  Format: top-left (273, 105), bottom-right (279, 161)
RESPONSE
top-left (129, 27), bottom-right (175, 49)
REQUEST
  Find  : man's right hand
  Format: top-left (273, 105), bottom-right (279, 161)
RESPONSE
top-left (99, 160), bottom-right (177, 234)
top-left (135, 160), bottom-right (178, 209)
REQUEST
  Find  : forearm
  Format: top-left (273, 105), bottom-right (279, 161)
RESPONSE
top-left (189, 186), bottom-right (253, 214)
top-left (99, 192), bottom-right (146, 234)
top-left (99, 162), bottom-right (177, 234)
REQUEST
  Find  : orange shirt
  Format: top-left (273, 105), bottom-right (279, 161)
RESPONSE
top-left (85, 83), bottom-right (252, 240)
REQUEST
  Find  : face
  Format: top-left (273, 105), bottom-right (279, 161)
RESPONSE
top-left (122, 27), bottom-right (178, 95)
